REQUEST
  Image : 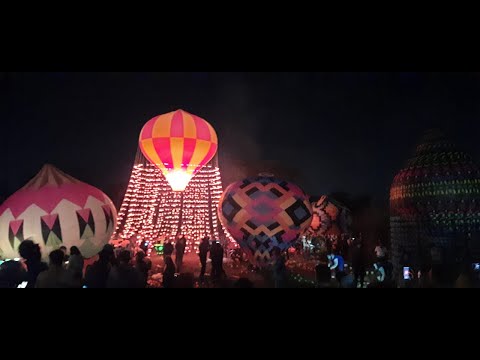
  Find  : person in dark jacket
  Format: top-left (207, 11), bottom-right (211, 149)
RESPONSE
top-left (0, 260), bottom-right (27, 288)
top-left (18, 240), bottom-right (48, 288)
top-left (107, 250), bottom-right (144, 288)
top-left (315, 254), bottom-right (331, 287)
top-left (102, 244), bottom-right (118, 267)
top-left (68, 246), bottom-right (84, 281)
top-left (36, 250), bottom-right (79, 288)
top-left (163, 240), bottom-right (174, 257)
top-left (163, 255), bottom-right (176, 288)
top-left (272, 247), bottom-right (287, 288)
top-left (210, 241), bottom-right (224, 281)
top-left (351, 241), bottom-right (366, 288)
top-left (84, 248), bottom-right (112, 288)
top-left (135, 250), bottom-right (152, 287)
top-left (198, 237), bottom-right (210, 281)
top-left (175, 236), bottom-right (187, 273)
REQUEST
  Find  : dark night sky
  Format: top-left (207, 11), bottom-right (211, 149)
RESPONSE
top-left (2, 72), bottom-right (480, 205)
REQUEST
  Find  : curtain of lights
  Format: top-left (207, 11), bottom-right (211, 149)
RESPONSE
top-left (113, 150), bottom-right (233, 253)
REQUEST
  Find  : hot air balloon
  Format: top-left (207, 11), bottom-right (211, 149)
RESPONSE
top-left (0, 165), bottom-right (117, 260)
top-left (218, 175), bottom-right (312, 266)
top-left (139, 109), bottom-right (218, 192)
top-left (305, 195), bottom-right (352, 238)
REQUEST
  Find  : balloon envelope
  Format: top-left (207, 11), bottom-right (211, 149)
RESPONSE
top-left (139, 109), bottom-right (218, 191)
top-left (0, 165), bottom-right (117, 259)
top-left (218, 176), bottom-right (312, 266)
top-left (306, 195), bottom-right (352, 237)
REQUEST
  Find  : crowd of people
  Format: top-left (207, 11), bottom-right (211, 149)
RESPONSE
top-left (0, 240), bottom-right (153, 288)
top-left (304, 233), bottom-right (480, 288)
top-left (0, 233), bottom-right (238, 288)
top-left (3, 231), bottom-right (476, 288)
top-left (294, 234), bottom-right (396, 288)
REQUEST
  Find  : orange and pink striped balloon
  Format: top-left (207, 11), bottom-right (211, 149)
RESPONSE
top-left (139, 109), bottom-right (218, 191)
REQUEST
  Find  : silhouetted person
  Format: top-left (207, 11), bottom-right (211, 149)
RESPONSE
top-left (0, 260), bottom-right (27, 288)
top-left (163, 255), bottom-right (176, 288)
top-left (175, 236), bottom-right (187, 272)
top-left (272, 247), bottom-right (287, 288)
top-left (140, 239), bottom-right (149, 254)
top-left (68, 246), bottom-right (84, 281)
top-left (351, 241), bottom-right (366, 288)
top-left (102, 244), bottom-right (118, 267)
top-left (107, 250), bottom-right (144, 288)
top-left (315, 254), bottom-right (331, 287)
top-left (18, 240), bottom-right (48, 288)
top-left (163, 240), bottom-right (174, 257)
top-left (210, 241), bottom-right (224, 280)
top-left (84, 249), bottom-right (111, 288)
top-left (199, 237), bottom-right (210, 280)
top-left (36, 250), bottom-right (78, 288)
top-left (59, 246), bottom-right (69, 262)
top-left (373, 259), bottom-right (394, 287)
top-left (135, 250), bottom-right (152, 287)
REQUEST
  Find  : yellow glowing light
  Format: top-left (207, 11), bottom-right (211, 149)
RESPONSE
top-left (164, 170), bottom-right (193, 192)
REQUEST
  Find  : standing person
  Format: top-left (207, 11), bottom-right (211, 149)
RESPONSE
top-left (68, 246), bottom-right (84, 281)
top-left (198, 237), bottom-right (210, 281)
top-left (18, 240), bottom-right (48, 288)
top-left (135, 250), bottom-right (152, 287)
top-left (272, 247), bottom-right (287, 288)
top-left (351, 241), bottom-right (366, 288)
top-left (373, 258), bottom-right (394, 287)
top-left (301, 236), bottom-right (309, 259)
top-left (327, 251), bottom-right (346, 283)
top-left (128, 235), bottom-right (137, 253)
top-left (0, 260), bottom-right (27, 288)
top-left (36, 250), bottom-right (78, 288)
top-left (163, 239), bottom-right (174, 257)
top-left (140, 239), bottom-right (149, 255)
top-left (374, 243), bottom-right (387, 262)
top-left (102, 244), bottom-right (118, 267)
top-left (175, 236), bottom-right (187, 273)
top-left (107, 250), bottom-right (144, 288)
top-left (315, 254), bottom-right (332, 288)
top-left (163, 255), bottom-right (176, 288)
top-left (84, 249), bottom-right (112, 288)
top-left (210, 241), bottom-right (224, 281)
top-left (59, 246), bottom-right (69, 262)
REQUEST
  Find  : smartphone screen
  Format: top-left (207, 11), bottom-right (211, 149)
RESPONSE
top-left (17, 281), bottom-right (28, 288)
top-left (403, 267), bottom-right (411, 280)
top-left (472, 263), bottom-right (480, 271)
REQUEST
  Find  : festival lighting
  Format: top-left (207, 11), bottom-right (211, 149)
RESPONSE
top-left (112, 153), bottom-right (234, 254)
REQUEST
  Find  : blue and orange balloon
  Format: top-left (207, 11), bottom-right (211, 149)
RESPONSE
top-left (139, 110), bottom-right (218, 191)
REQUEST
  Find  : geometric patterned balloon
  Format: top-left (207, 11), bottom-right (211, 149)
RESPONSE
top-left (0, 164), bottom-right (117, 260)
top-left (218, 175), bottom-right (312, 266)
top-left (305, 195), bottom-right (351, 238)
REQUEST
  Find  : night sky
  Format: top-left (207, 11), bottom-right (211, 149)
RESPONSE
top-left (3, 72), bottom-right (480, 205)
